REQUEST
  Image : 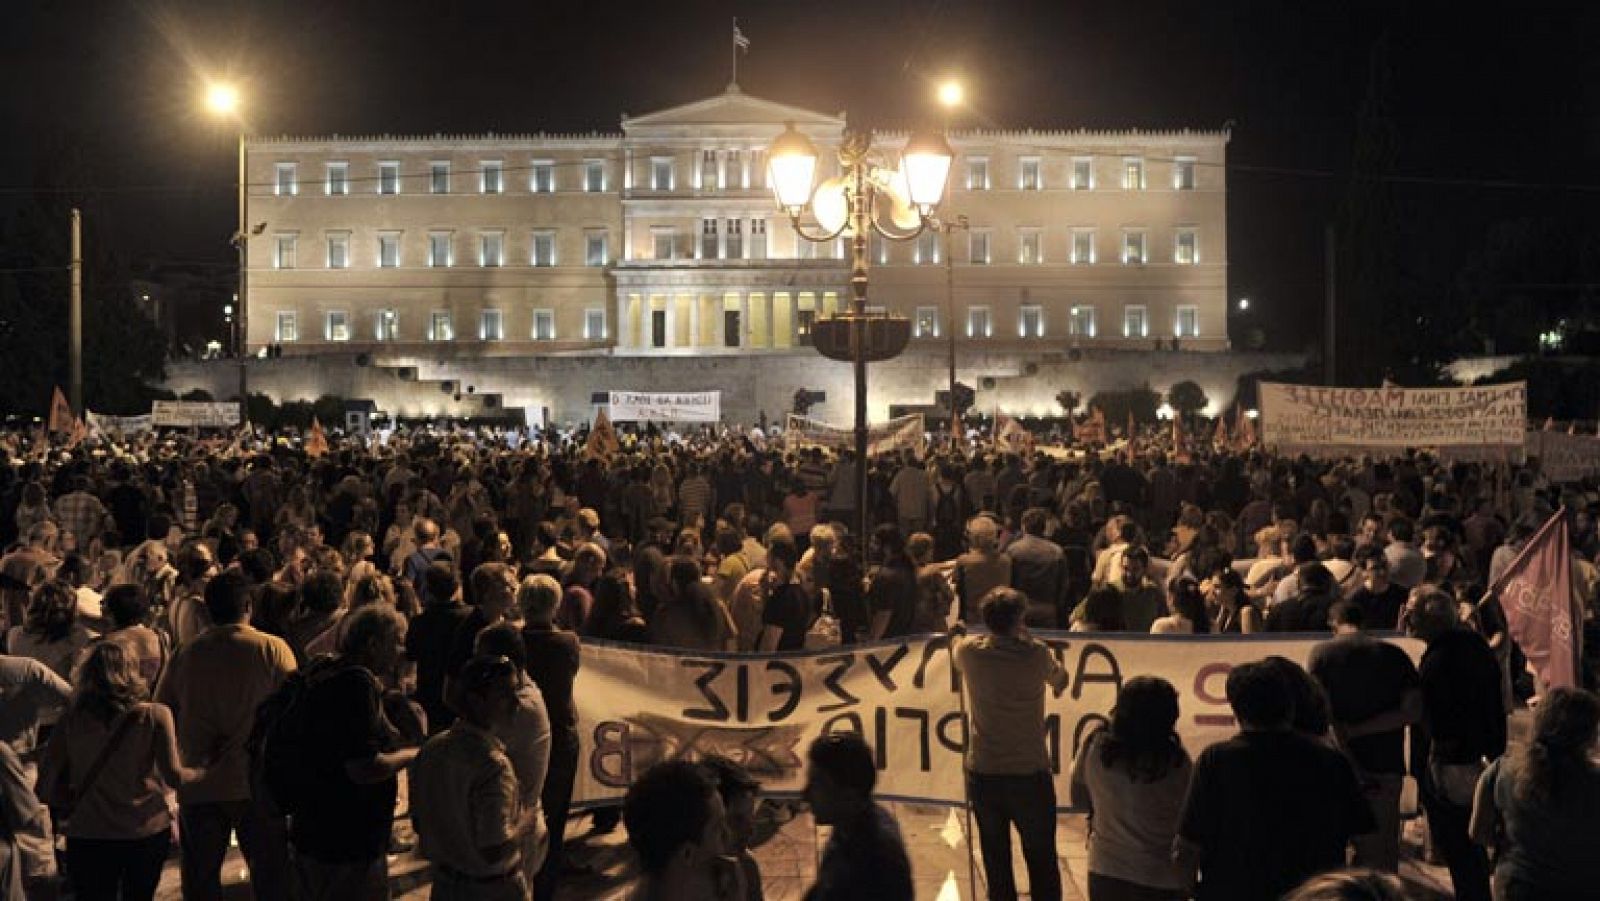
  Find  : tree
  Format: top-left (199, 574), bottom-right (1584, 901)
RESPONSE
top-left (1088, 386), bottom-right (1161, 427)
top-left (1055, 389), bottom-right (1081, 416)
top-left (180, 388), bottom-right (214, 402)
top-left (1167, 381), bottom-right (1208, 421)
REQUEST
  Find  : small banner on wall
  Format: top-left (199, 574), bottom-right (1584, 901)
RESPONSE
top-left (607, 391), bottom-right (721, 422)
top-left (569, 633), bottom-right (1422, 809)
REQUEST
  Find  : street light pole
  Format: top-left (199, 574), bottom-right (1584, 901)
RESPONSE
top-left (940, 215), bottom-right (968, 446)
top-left (236, 129), bottom-right (249, 421)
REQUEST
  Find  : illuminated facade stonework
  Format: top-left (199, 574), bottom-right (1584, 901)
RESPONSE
top-left (246, 86), bottom-right (1230, 363)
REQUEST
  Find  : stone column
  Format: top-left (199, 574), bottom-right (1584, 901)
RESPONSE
top-left (789, 292), bottom-right (801, 349)
top-left (739, 293), bottom-right (750, 349)
top-left (765, 294), bottom-right (777, 348)
top-left (662, 292), bottom-right (675, 350)
top-left (688, 292), bottom-right (700, 348)
top-left (617, 293), bottom-right (630, 349)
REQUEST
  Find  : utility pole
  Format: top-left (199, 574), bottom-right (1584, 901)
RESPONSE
top-left (69, 208), bottom-right (82, 415)
top-left (236, 131), bottom-right (250, 422)
top-left (1324, 223), bottom-right (1337, 385)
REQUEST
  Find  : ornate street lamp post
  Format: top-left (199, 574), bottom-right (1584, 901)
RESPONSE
top-left (766, 122), bottom-right (954, 561)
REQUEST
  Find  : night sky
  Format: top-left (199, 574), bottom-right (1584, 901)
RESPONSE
top-left (3, 0), bottom-right (1595, 349)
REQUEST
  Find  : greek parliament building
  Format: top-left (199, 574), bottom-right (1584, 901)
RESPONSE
top-left (176, 86), bottom-right (1284, 423)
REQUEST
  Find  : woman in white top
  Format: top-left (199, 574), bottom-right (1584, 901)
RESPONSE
top-left (1150, 578), bottom-right (1210, 635)
top-left (1069, 676), bottom-right (1193, 900)
top-left (4, 581), bottom-right (97, 688)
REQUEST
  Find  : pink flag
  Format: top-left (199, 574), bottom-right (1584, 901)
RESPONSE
top-left (1486, 508), bottom-right (1579, 689)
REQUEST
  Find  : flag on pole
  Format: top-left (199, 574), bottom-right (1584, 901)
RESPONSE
top-left (1212, 415), bottom-right (1228, 448)
top-left (585, 408), bottom-right (620, 460)
top-left (994, 413), bottom-right (1032, 454)
top-left (1238, 413), bottom-right (1257, 449)
top-left (733, 20), bottom-right (751, 50)
top-left (48, 386), bottom-right (74, 434)
top-left (1484, 508), bottom-right (1580, 690)
top-left (1567, 421), bottom-right (1578, 436)
top-left (66, 417), bottom-right (88, 449)
top-left (304, 418), bottom-right (329, 458)
top-left (1543, 416), bottom-right (1555, 431)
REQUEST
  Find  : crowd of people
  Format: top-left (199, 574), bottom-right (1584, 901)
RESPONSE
top-left (0, 421), bottom-right (1596, 900)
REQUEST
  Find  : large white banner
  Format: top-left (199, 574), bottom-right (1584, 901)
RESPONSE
top-left (150, 400), bottom-right (241, 429)
top-left (783, 413), bottom-right (926, 457)
top-left (608, 391), bottom-right (721, 422)
top-left (571, 633), bottom-right (1423, 809)
top-left (86, 411), bottom-right (153, 435)
top-left (1260, 381), bottom-right (1525, 457)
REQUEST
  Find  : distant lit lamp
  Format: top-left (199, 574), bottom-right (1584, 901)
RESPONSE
top-left (765, 119), bottom-right (954, 560)
top-left (937, 79), bottom-right (964, 109)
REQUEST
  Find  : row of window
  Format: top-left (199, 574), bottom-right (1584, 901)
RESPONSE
top-left (272, 224), bottom-right (1203, 270)
top-left (269, 151), bottom-right (1200, 197)
top-left (911, 303), bottom-right (1201, 340)
top-left (272, 230), bottom-right (610, 269)
top-left (960, 155), bottom-right (1196, 192)
top-left (273, 159), bottom-right (610, 197)
top-left (274, 308), bottom-right (609, 343)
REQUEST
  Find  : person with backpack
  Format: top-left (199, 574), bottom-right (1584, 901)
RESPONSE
top-left (37, 641), bottom-right (205, 901)
top-left (155, 571), bottom-right (296, 901)
top-left (270, 605), bottom-right (419, 900)
top-left (402, 517), bottom-right (452, 598)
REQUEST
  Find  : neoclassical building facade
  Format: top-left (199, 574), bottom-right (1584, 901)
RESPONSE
top-left (245, 86), bottom-right (1230, 369)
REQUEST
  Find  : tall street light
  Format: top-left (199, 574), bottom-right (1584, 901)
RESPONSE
top-left (206, 81), bottom-right (249, 423)
top-left (935, 77), bottom-right (966, 446)
top-left (766, 121), bottom-right (954, 561)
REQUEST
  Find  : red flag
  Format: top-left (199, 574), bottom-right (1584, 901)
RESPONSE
top-left (1126, 409), bottom-right (1135, 442)
top-left (1486, 509), bottom-right (1579, 690)
top-left (304, 418), bottom-right (329, 458)
top-left (47, 387), bottom-right (74, 434)
top-left (1239, 413), bottom-right (1257, 449)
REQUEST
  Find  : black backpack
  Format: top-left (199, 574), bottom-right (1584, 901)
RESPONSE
top-left (246, 655), bottom-right (347, 817)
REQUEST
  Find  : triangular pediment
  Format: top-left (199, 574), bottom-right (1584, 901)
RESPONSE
top-left (623, 86), bottom-right (844, 131)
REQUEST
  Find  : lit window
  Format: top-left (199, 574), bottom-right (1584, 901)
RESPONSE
top-left (480, 232), bottom-right (504, 268)
top-left (481, 160), bottom-right (503, 194)
top-left (1122, 158), bottom-right (1145, 190)
top-left (375, 309), bottom-right (399, 341)
top-left (796, 293), bottom-right (816, 346)
top-left (914, 306), bottom-right (940, 338)
top-left (1175, 305), bottom-right (1200, 338)
top-left (326, 232), bottom-right (349, 269)
top-left (275, 311), bottom-right (298, 342)
top-left (749, 150), bottom-right (765, 189)
top-left (531, 231), bottom-right (557, 267)
top-left (273, 234), bottom-right (297, 270)
top-left (652, 157), bottom-right (674, 191)
top-left (967, 306), bottom-right (992, 338)
top-left (652, 228), bottom-right (675, 260)
top-left (1174, 157), bottom-right (1197, 191)
top-left (726, 219), bottom-right (743, 259)
top-left (429, 311), bottom-right (453, 342)
top-left (377, 161), bottom-right (400, 195)
top-left (377, 233), bottom-right (400, 268)
top-left (969, 230), bottom-right (991, 265)
top-left (701, 218), bottom-right (719, 259)
top-left (1124, 305), bottom-right (1149, 338)
top-left (584, 159), bottom-right (605, 192)
top-left (749, 218), bottom-right (767, 260)
top-left (1020, 304), bottom-right (1044, 338)
top-left (1072, 157), bottom-right (1094, 190)
top-left (326, 311), bottom-right (349, 342)
top-left (325, 163), bottom-right (348, 195)
top-left (700, 150), bottom-right (717, 189)
top-left (430, 161), bottom-right (450, 194)
top-left (584, 308), bottom-right (607, 340)
top-left (531, 161), bottom-right (555, 193)
top-left (1122, 231), bottom-right (1147, 265)
top-left (480, 309), bottom-right (503, 341)
top-left (915, 230), bottom-right (940, 265)
top-left (724, 150), bottom-right (741, 190)
top-left (1175, 229), bottom-right (1198, 265)
top-left (1072, 230), bottom-right (1095, 265)
top-left (533, 309), bottom-right (555, 342)
top-left (274, 163), bottom-right (297, 196)
top-left (428, 232), bottom-right (452, 268)
top-left (1018, 229), bottom-right (1042, 265)
top-left (1069, 305), bottom-right (1097, 338)
top-left (1019, 157), bottom-right (1042, 190)
top-left (966, 157), bottom-right (990, 191)
top-left (585, 231), bottom-right (608, 267)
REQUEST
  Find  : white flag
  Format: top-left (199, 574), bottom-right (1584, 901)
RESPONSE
top-left (733, 22), bottom-right (750, 50)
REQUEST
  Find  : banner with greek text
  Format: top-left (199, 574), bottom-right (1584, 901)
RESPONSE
top-left (150, 400), bottom-right (241, 429)
top-left (1525, 431), bottom-right (1600, 483)
top-left (607, 391), bottom-right (721, 422)
top-left (1260, 381), bottom-right (1525, 458)
top-left (86, 412), bottom-right (154, 435)
top-left (783, 413), bottom-right (926, 456)
top-left (571, 633), bottom-right (1423, 809)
